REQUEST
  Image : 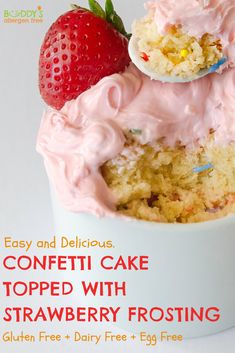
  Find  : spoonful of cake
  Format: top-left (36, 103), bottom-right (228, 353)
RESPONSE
top-left (129, 10), bottom-right (227, 83)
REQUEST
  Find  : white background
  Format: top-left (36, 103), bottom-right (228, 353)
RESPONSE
top-left (0, 0), bottom-right (234, 352)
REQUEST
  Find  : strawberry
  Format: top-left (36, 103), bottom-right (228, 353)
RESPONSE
top-left (39, 0), bottom-right (131, 110)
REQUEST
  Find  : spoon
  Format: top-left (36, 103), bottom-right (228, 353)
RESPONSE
top-left (129, 35), bottom-right (227, 83)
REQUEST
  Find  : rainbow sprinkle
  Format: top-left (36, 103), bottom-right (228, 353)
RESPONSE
top-left (193, 163), bottom-right (214, 173)
top-left (130, 129), bottom-right (142, 135)
top-left (140, 52), bottom-right (150, 62)
top-left (180, 49), bottom-right (189, 58)
top-left (208, 57), bottom-right (227, 73)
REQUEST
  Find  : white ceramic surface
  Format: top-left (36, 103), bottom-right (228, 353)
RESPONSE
top-left (51, 189), bottom-right (235, 338)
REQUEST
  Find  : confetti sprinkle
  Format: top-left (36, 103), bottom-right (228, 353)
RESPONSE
top-left (147, 194), bottom-right (158, 207)
top-left (180, 49), bottom-right (188, 58)
top-left (208, 57), bottom-right (227, 73)
top-left (206, 207), bottom-right (221, 214)
top-left (130, 129), bottom-right (142, 135)
top-left (140, 52), bottom-right (150, 62)
top-left (193, 163), bottom-right (214, 173)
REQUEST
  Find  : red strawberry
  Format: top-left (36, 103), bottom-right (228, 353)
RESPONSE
top-left (39, 0), bottom-right (131, 110)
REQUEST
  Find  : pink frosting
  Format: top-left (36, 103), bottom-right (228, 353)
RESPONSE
top-left (37, 64), bottom-right (235, 216)
top-left (146, 0), bottom-right (235, 69)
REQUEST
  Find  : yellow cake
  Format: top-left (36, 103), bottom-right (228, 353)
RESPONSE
top-left (102, 137), bottom-right (235, 223)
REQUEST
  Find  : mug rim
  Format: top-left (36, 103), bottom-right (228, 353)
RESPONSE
top-left (113, 213), bottom-right (235, 232)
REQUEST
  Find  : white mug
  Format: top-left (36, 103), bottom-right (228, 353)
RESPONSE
top-left (51, 190), bottom-right (235, 338)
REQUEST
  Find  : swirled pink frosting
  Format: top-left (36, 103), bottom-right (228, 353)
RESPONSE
top-left (37, 64), bottom-right (235, 216)
top-left (146, 0), bottom-right (235, 69)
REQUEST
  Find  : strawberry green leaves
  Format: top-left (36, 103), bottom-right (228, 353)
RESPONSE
top-left (71, 4), bottom-right (80, 10)
top-left (71, 0), bottom-right (131, 39)
top-left (88, 0), bottom-right (106, 19)
top-left (105, 0), bottom-right (114, 18)
top-left (105, 0), bottom-right (131, 39)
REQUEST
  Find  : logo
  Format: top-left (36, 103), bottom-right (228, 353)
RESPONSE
top-left (3, 5), bottom-right (44, 24)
